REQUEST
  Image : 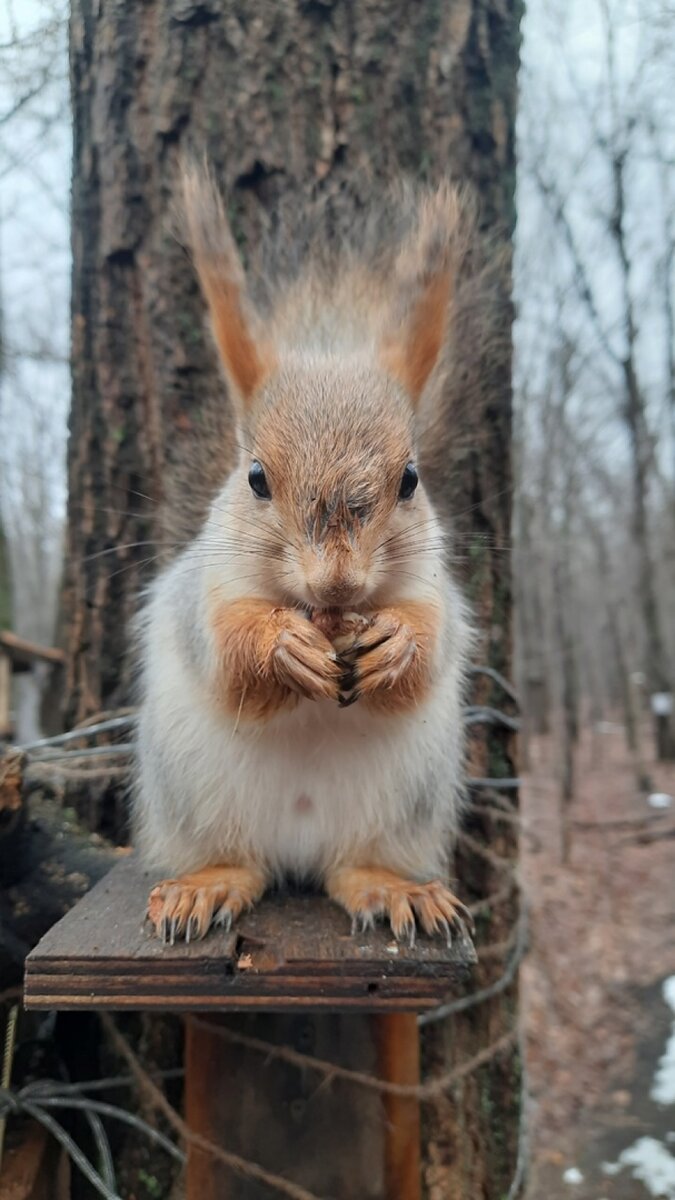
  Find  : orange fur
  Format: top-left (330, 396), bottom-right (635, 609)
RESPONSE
top-left (181, 162), bottom-right (274, 404)
top-left (325, 866), bottom-right (472, 942)
top-left (382, 271), bottom-right (453, 403)
top-left (337, 601), bottom-right (440, 714)
top-left (209, 596), bottom-right (341, 719)
top-left (202, 274), bottom-right (273, 400)
top-left (148, 864), bottom-right (267, 942)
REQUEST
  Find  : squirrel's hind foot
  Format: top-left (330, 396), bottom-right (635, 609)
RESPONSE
top-left (326, 866), bottom-right (473, 948)
top-left (147, 865), bottom-right (266, 944)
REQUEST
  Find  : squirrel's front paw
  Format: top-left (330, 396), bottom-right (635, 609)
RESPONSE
top-left (337, 610), bottom-right (419, 707)
top-left (310, 608), bottom-right (372, 649)
top-left (269, 609), bottom-right (341, 702)
top-left (147, 865), bottom-right (266, 943)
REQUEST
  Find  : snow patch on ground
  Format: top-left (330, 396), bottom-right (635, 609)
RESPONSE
top-left (648, 792), bottom-right (673, 809)
top-left (598, 980), bottom-right (675, 1196)
top-left (652, 977), bottom-right (675, 1106)
top-left (602, 1137), bottom-right (675, 1198)
top-left (562, 1166), bottom-right (584, 1184)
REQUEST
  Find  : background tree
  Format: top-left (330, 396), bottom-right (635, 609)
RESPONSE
top-left (65, 1), bottom-right (522, 1196)
top-left (515, 0), bottom-right (675, 775)
top-left (0, 0), bottom-right (69, 741)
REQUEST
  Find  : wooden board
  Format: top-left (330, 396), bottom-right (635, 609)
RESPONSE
top-left (185, 1014), bottom-right (391, 1200)
top-left (0, 1122), bottom-right (70, 1200)
top-left (24, 857), bottom-right (475, 1012)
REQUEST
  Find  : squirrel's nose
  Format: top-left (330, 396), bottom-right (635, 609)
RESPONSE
top-left (308, 570), bottom-right (366, 607)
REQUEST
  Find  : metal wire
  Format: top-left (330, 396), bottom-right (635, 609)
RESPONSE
top-left (19, 716), bottom-right (136, 753)
top-left (36, 1096), bottom-right (185, 1162)
top-left (464, 705), bottom-right (521, 732)
top-left (27, 743), bottom-right (134, 762)
top-left (19, 1101), bottom-right (122, 1200)
top-left (469, 665), bottom-right (520, 706)
top-left (0, 1074), bottom-right (186, 1200)
top-left (418, 896), bottom-right (528, 1026)
top-left (0, 1004), bottom-right (18, 1171)
top-left (80, 1105), bottom-right (117, 1192)
top-left (467, 776), bottom-right (522, 790)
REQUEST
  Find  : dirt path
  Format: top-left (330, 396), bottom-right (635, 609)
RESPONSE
top-left (521, 723), bottom-right (675, 1199)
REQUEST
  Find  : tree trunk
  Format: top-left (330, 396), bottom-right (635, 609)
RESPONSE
top-left (609, 138), bottom-right (674, 758)
top-left (67, 2), bottom-right (522, 1196)
top-left (553, 555), bottom-right (576, 863)
top-left (624, 362), bottom-right (675, 759)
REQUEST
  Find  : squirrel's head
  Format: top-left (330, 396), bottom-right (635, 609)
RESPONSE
top-left (181, 165), bottom-right (459, 609)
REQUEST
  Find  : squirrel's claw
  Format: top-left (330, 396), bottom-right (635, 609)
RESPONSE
top-left (333, 611), bottom-right (420, 709)
top-left (327, 867), bottom-right (471, 950)
top-left (272, 621), bottom-right (341, 703)
top-left (147, 866), bottom-right (266, 943)
top-left (351, 912), bottom-right (375, 936)
top-left (214, 905), bottom-right (234, 933)
top-left (437, 917), bottom-right (452, 948)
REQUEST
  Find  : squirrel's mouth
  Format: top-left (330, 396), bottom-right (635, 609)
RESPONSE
top-left (300, 573), bottom-right (369, 610)
top-left (302, 590), bottom-right (367, 613)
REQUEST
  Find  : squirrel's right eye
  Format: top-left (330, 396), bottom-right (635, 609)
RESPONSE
top-left (248, 460), bottom-right (271, 499)
top-left (398, 462), bottom-right (418, 500)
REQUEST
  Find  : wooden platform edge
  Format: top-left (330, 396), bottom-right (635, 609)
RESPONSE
top-left (23, 857), bottom-right (476, 1013)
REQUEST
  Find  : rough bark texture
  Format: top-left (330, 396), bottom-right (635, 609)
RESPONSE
top-left (0, 748), bottom-right (116, 990)
top-left (66, 2), bottom-right (522, 1196)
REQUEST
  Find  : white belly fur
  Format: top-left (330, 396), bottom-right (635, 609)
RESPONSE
top-left (135, 606), bottom-right (464, 882)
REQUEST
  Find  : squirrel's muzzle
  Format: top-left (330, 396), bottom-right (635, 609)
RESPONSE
top-left (307, 570), bottom-right (366, 607)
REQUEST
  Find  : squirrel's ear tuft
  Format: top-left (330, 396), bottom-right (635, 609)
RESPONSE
top-left (179, 161), bottom-right (273, 409)
top-left (382, 181), bottom-right (465, 406)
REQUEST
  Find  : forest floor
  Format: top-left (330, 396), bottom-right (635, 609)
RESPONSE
top-left (522, 720), bottom-right (675, 1200)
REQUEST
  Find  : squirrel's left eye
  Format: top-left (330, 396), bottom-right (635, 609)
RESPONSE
top-left (249, 460), bottom-right (271, 499)
top-left (398, 463), bottom-right (418, 501)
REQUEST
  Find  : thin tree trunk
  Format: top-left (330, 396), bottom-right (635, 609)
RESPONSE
top-left (516, 494), bottom-right (551, 741)
top-left (553, 551), bottom-right (576, 863)
top-left (67, 3), bottom-right (522, 1195)
top-left (583, 513), bottom-right (654, 791)
top-left (607, 113), bottom-right (674, 755)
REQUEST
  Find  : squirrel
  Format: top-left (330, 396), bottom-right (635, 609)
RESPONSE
top-left (134, 165), bottom-right (475, 947)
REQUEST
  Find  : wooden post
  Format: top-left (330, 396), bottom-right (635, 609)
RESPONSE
top-left (0, 632), bottom-right (64, 743)
top-left (0, 650), bottom-right (11, 739)
top-left (185, 1013), bottom-right (421, 1200)
top-left (372, 1014), bottom-right (421, 1200)
top-left (183, 1012), bottom-right (417, 1200)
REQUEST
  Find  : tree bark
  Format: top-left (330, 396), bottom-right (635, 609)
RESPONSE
top-left (0, 748), bottom-right (116, 990)
top-left (67, 2), bottom-right (522, 1196)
